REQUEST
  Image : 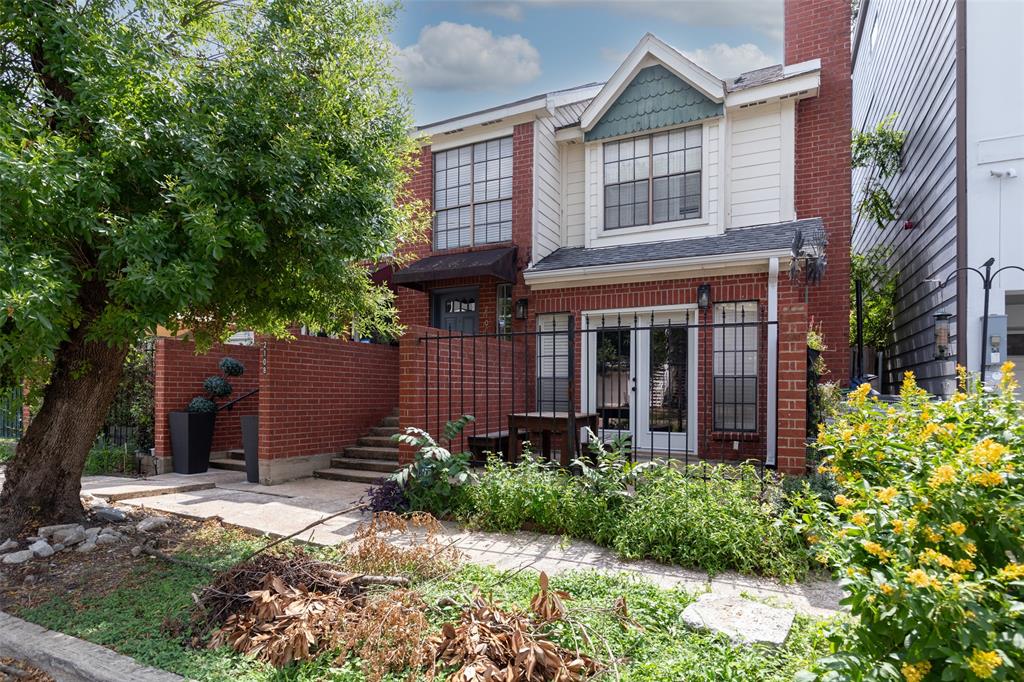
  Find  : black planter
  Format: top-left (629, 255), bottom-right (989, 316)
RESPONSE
top-left (169, 411), bottom-right (215, 474)
top-left (240, 415), bottom-right (259, 484)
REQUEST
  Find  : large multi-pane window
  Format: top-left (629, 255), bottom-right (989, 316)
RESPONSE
top-left (712, 301), bottom-right (758, 432)
top-left (433, 136), bottom-right (513, 250)
top-left (603, 125), bottom-right (702, 229)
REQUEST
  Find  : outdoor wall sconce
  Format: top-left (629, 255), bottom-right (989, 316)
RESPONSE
top-left (697, 284), bottom-right (712, 310)
top-left (515, 298), bottom-right (528, 320)
top-left (934, 311), bottom-right (952, 359)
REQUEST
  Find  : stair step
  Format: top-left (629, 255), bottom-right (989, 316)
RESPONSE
top-left (226, 449), bottom-right (245, 461)
top-left (330, 457), bottom-right (401, 473)
top-left (344, 445), bottom-right (400, 461)
top-left (369, 426), bottom-right (400, 437)
top-left (380, 416), bottom-right (399, 427)
top-left (314, 468), bottom-right (386, 484)
top-left (209, 458), bottom-right (246, 472)
top-left (358, 436), bottom-right (397, 448)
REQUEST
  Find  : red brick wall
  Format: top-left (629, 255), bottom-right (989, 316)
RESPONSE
top-left (258, 336), bottom-right (399, 460)
top-left (786, 0), bottom-right (853, 380)
top-left (153, 338), bottom-right (260, 457)
top-left (398, 324), bottom-right (523, 463)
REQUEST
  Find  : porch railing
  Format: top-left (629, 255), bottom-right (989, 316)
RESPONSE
top-left (417, 309), bottom-right (778, 474)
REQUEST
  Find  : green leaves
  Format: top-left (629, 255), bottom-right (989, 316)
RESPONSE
top-left (851, 112), bottom-right (907, 230)
top-left (1, 0), bottom-right (426, 384)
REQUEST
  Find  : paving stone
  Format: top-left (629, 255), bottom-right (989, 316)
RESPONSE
top-left (681, 594), bottom-right (795, 646)
top-left (137, 516), bottom-right (170, 533)
top-left (1, 550), bottom-right (33, 565)
top-left (29, 540), bottom-right (54, 559)
top-left (95, 507), bottom-right (128, 523)
top-left (0, 539), bottom-right (18, 553)
top-left (0, 610), bottom-right (183, 681)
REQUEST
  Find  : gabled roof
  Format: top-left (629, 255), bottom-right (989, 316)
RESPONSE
top-left (579, 34), bottom-right (725, 133)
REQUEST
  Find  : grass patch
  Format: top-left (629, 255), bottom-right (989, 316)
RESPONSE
top-left (0, 438), bottom-right (15, 463)
top-left (10, 525), bottom-right (832, 681)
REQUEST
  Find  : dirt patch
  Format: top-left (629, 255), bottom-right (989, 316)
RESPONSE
top-left (0, 656), bottom-right (53, 681)
top-left (0, 508), bottom-right (223, 614)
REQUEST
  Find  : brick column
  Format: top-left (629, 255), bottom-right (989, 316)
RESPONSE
top-left (776, 280), bottom-right (809, 475)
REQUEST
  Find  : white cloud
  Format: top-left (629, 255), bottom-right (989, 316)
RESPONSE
top-left (474, 2), bottom-right (524, 21)
top-left (393, 22), bottom-right (541, 91)
top-left (683, 43), bottom-right (778, 79)
top-left (627, 0), bottom-right (784, 41)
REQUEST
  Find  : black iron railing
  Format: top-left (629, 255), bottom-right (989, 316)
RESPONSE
top-left (0, 387), bottom-right (22, 441)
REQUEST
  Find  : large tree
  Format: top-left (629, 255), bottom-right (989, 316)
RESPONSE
top-left (0, 0), bottom-right (424, 534)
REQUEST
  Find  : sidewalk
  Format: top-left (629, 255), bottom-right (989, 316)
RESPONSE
top-left (84, 472), bottom-right (843, 618)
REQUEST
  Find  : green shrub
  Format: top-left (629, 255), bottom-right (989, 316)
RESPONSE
top-left (465, 452), bottom-right (566, 532)
top-left (392, 416), bottom-right (474, 517)
top-left (803, 368), bottom-right (1024, 681)
top-left (83, 441), bottom-right (132, 475)
top-left (0, 438), bottom-right (15, 463)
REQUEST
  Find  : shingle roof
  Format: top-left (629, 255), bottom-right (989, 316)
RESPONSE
top-left (528, 218), bottom-right (824, 273)
top-left (726, 65), bottom-right (785, 92)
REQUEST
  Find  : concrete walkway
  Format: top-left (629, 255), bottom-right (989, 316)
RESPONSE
top-left (83, 472), bottom-right (843, 618)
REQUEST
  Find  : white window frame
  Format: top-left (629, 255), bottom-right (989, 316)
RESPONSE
top-left (432, 136), bottom-right (513, 251)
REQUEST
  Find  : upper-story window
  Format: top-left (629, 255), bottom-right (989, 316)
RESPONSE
top-left (603, 125), bottom-right (702, 230)
top-left (433, 136), bottom-right (513, 250)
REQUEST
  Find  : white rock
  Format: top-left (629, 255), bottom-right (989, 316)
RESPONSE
top-left (94, 534), bottom-right (121, 547)
top-left (52, 543), bottom-right (65, 552)
top-left (99, 526), bottom-right (118, 536)
top-left (52, 526), bottom-right (86, 546)
top-left (1, 549), bottom-right (33, 564)
top-left (29, 540), bottom-right (54, 559)
top-left (0, 538), bottom-right (18, 553)
top-left (76, 541), bottom-right (97, 554)
top-left (95, 507), bottom-right (128, 523)
top-left (38, 523), bottom-right (79, 538)
top-left (681, 594), bottom-right (795, 647)
top-left (137, 516), bottom-right (170, 533)
top-left (85, 527), bottom-right (100, 540)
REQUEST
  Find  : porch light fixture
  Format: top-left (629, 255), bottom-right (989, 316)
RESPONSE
top-left (934, 311), bottom-right (952, 359)
top-left (697, 284), bottom-right (712, 310)
top-left (515, 298), bottom-right (529, 320)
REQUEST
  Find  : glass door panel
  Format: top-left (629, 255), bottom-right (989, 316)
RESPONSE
top-left (595, 327), bottom-right (631, 435)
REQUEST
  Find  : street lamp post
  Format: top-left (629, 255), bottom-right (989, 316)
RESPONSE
top-left (939, 258), bottom-right (1024, 378)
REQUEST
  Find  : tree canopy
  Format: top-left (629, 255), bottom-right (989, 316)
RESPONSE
top-left (0, 0), bottom-right (425, 391)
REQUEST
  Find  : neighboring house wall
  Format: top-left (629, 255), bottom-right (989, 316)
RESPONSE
top-left (533, 115), bottom-right (561, 260)
top-left (787, 0), bottom-right (852, 381)
top-left (964, 0), bottom-right (1024, 380)
top-left (851, 0), bottom-right (957, 395)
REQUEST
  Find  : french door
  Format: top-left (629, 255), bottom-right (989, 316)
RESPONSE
top-left (584, 310), bottom-right (697, 455)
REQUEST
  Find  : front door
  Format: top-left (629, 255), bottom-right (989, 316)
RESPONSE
top-left (433, 287), bottom-right (479, 333)
top-left (584, 310), bottom-right (697, 456)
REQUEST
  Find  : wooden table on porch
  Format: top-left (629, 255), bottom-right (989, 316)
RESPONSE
top-left (507, 412), bottom-right (599, 467)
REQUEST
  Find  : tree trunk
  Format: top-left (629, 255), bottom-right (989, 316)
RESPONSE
top-left (0, 295), bottom-right (128, 536)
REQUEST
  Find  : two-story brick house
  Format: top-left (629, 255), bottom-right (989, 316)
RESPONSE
top-left (392, 1), bottom-right (851, 475)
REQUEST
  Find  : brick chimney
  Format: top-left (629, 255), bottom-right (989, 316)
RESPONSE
top-left (786, 0), bottom-right (853, 380)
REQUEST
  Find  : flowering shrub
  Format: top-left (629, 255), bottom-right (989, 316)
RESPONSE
top-left (803, 366), bottom-right (1023, 681)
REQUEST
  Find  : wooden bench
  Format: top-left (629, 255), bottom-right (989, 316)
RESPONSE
top-left (467, 429), bottom-right (528, 464)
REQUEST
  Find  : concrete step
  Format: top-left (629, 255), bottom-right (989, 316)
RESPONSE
top-left (369, 426), bottom-right (400, 437)
top-left (226, 449), bottom-right (245, 461)
top-left (209, 458), bottom-right (246, 472)
top-left (314, 467), bottom-right (386, 484)
top-left (357, 435), bottom-right (397, 448)
top-left (330, 457), bottom-right (401, 473)
top-left (380, 416), bottom-right (399, 427)
top-left (344, 445), bottom-right (401, 461)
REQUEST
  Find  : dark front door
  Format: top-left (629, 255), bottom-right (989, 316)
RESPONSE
top-left (433, 287), bottom-right (479, 333)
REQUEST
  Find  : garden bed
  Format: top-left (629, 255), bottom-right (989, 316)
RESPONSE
top-left (0, 513), bottom-right (832, 681)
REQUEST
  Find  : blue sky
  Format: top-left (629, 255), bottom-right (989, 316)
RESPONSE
top-left (390, 0), bottom-right (784, 126)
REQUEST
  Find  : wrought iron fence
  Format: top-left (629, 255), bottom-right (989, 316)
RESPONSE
top-left (417, 307), bottom-right (778, 476)
top-left (0, 386), bottom-right (22, 440)
top-left (100, 340), bottom-right (156, 452)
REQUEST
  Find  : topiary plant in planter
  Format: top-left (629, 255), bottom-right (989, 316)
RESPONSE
top-left (170, 357), bottom-right (246, 474)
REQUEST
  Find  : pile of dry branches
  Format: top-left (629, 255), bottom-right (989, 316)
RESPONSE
top-left (345, 511), bottom-right (463, 579)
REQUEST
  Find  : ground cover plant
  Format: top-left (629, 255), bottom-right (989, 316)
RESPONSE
top-left (802, 367), bottom-right (1024, 681)
top-left (1, 513), bottom-right (833, 681)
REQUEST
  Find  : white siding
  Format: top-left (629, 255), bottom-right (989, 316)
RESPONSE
top-left (728, 102), bottom-right (783, 228)
top-left (706, 122), bottom-right (720, 230)
top-left (533, 116), bottom-right (561, 260)
top-left (562, 143), bottom-right (585, 246)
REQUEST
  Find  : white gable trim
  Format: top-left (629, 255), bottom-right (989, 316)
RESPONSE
top-left (580, 34), bottom-right (725, 132)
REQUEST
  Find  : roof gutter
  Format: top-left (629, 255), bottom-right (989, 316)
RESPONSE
top-left (523, 248), bottom-right (792, 289)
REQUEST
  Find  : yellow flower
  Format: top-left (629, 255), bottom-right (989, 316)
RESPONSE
top-left (1000, 360), bottom-right (1017, 390)
top-left (862, 541), bottom-right (891, 561)
top-left (928, 464), bottom-right (956, 487)
top-left (950, 391), bottom-right (966, 404)
top-left (964, 542), bottom-right (977, 557)
top-left (946, 521), bottom-right (966, 536)
top-left (901, 661), bottom-right (931, 682)
top-left (953, 559), bottom-right (975, 573)
top-left (880, 583), bottom-right (895, 595)
top-left (891, 518), bottom-right (905, 533)
top-left (906, 569), bottom-right (936, 588)
top-left (919, 548), bottom-right (953, 569)
top-left (970, 471), bottom-right (1004, 486)
top-left (834, 494), bottom-right (853, 507)
top-left (971, 438), bottom-right (1008, 467)
top-left (806, 534), bottom-right (820, 545)
top-left (949, 573), bottom-right (964, 585)
top-left (967, 649), bottom-right (1002, 679)
top-left (877, 487), bottom-right (898, 504)
top-left (840, 427), bottom-right (855, 442)
top-left (849, 382), bottom-right (872, 406)
top-left (924, 527), bottom-right (943, 543)
top-left (852, 512), bottom-right (870, 527)
top-left (919, 422), bottom-right (941, 441)
top-left (996, 563), bottom-right (1024, 581)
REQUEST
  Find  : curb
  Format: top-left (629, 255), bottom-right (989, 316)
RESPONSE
top-left (0, 611), bottom-right (185, 682)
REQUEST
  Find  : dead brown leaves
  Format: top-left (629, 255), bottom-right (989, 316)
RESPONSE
top-left (429, 579), bottom-right (603, 682)
top-left (346, 511), bottom-right (463, 580)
